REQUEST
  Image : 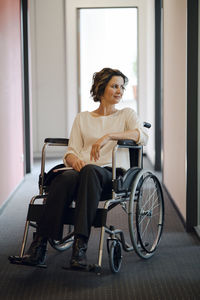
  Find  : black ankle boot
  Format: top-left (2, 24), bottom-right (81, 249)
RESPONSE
top-left (21, 233), bottom-right (47, 266)
top-left (70, 235), bottom-right (88, 269)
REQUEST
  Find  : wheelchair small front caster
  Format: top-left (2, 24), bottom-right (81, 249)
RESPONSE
top-left (108, 240), bottom-right (122, 273)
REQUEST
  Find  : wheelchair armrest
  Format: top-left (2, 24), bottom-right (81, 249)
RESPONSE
top-left (117, 121), bottom-right (151, 147)
top-left (44, 138), bottom-right (69, 145)
top-left (117, 139), bottom-right (137, 147)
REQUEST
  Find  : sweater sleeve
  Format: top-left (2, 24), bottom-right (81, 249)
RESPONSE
top-left (125, 108), bottom-right (149, 145)
top-left (63, 113), bottom-right (83, 166)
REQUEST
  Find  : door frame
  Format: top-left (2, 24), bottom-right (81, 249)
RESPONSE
top-left (186, 0), bottom-right (198, 231)
top-left (65, 0), bottom-right (155, 139)
top-left (155, 0), bottom-right (162, 172)
top-left (21, 0), bottom-right (31, 174)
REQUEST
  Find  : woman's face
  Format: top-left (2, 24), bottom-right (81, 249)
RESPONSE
top-left (101, 76), bottom-right (125, 105)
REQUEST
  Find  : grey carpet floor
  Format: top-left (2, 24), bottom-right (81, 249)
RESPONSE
top-left (0, 159), bottom-right (200, 300)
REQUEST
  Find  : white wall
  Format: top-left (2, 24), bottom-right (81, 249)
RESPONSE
top-left (29, 0), bottom-right (155, 159)
top-left (29, 0), bottom-right (67, 157)
top-left (163, 0), bottom-right (187, 220)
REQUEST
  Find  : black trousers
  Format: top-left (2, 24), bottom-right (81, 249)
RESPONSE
top-left (38, 164), bottom-right (113, 240)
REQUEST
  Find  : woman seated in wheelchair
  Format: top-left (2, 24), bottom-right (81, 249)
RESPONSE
top-left (15, 67), bottom-right (148, 269)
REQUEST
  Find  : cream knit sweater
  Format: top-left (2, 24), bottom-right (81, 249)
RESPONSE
top-left (64, 108), bottom-right (148, 170)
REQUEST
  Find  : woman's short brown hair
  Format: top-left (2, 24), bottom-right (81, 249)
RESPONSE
top-left (90, 68), bottom-right (128, 102)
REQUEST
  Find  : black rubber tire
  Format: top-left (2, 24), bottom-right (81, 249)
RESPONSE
top-left (108, 240), bottom-right (122, 273)
top-left (129, 170), bottom-right (164, 259)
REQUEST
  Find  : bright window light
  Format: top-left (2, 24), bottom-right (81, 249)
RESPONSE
top-left (79, 8), bottom-right (138, 112)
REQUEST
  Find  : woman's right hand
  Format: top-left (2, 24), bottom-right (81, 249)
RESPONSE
top-left (72, 158), bottom-right (86, 172)
top-left (65, 153), bottom-right (86, 172)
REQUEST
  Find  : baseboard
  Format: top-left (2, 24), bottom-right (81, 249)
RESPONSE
top-left (162, 183), bottom-right (186, 229)
top-left (0, 177), bottom-right (25, 216)
top-left (194, 226), bottom-right (200, 240)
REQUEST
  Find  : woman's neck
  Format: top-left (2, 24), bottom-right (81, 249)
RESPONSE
top-left (92, 104), bottom-right (117, 116)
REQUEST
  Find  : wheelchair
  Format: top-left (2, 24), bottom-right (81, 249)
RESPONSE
top-left (9, 122), bottom-right (164, 274)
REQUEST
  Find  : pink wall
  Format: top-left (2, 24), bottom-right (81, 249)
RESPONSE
top-left (163, 0), bottom-right (187, 220)
top-left (0, 0), bottom-right (24, 206)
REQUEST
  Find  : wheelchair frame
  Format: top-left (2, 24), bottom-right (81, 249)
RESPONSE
top-left (12, 123), bottom-right (164, 274)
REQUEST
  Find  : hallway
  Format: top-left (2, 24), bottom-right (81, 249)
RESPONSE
top-left (0, 159), bottom-right (199, 300)
top-left (0, 0), bottom-right (200, 299)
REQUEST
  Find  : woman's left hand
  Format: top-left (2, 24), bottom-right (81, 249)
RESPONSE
top-left (90, 134), bottom-right (110, 162)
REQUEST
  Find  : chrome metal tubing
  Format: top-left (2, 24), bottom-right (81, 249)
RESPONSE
top-left (138, 147), bottom-right (143, 168)
top-left (112, 144), bottom-right (119, 199)
top-left (112, 144), bottom-right (119, 180)
top-left (103, 198), bottom-right (122, 210)
top-left (20, 220), bottom-right (30, 257)
top-left (96, 197), bottom-right (124, 268)
top-left (30, 194), bottom-right (47, 204)
top-left (105, 228), bottom-right (134, 253)
top-left (39, 141), bottom-right (68, 195)
top-left (97, 226), bottom-right (105, 268)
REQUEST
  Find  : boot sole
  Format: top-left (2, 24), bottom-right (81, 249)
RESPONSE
top-left (8, 255), bottom-right (47, 268)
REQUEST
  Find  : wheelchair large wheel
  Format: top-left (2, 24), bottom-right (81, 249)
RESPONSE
top-left (48, 224), bottom-right (74, 252)
top-left (108, 240), bottom-right (122, 273)
top-left (129, 169), bottom-right (164, 259)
